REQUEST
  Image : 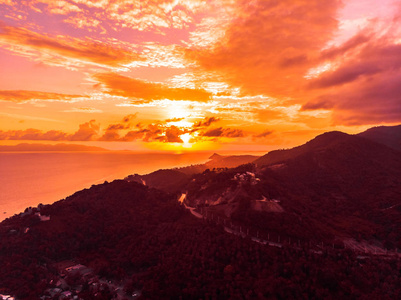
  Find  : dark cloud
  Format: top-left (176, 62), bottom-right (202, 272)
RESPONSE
top-left (121, 129), bottom-right (149, 141)
top-left (254, 130), bottom-right (274, 138)
top-left (165, 126), bottom-right (184, 143)
top-left (193, 116), bottom-right (220, 128)
top-left (122, 114), bottom-right (137, 123)
top-left (321, 33), bottom-right (371, 60)
top-left (202, 127), bottom-right (245, 138)
top-left (304, 25), bottom-right (401, 125)
top-left (309, 62), bottom-right (381, 88)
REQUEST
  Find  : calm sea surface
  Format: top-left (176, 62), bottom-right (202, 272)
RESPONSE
top-left (0, 152), bottom-right (210, 221)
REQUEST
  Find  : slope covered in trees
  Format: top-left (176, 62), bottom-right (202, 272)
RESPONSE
top-left (357, 124), bottom-right (401, 152)
top-left (1, 180), bottom-right (401, 299)
top-left (184, 131), bottom-right (401, 248)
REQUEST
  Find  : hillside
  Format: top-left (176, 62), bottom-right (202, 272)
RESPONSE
top-left (2, 180), bottom-right (401, 299)
top-left (357, 124), bottom-right (401, 152)
top-left (124, 153), bottom-right (259, 192)
top-left (205, 153), bottom-right (259, 168)
top-left (254, 131), bottom-right (355, 166)
top-left (184, 131), bottom-right (401, 247)
top-left (125, 169), bottom-right (190, 193)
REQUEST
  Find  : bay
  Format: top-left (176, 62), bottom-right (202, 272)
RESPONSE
top-left (0, 152), bottom-right (210, 221)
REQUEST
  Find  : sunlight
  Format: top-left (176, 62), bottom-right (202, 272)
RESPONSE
top-left (167, 119), bottom-right (193, 128)
top-left (304, 63), bottom-right (333, 79)
top-left (167, 101), bottom-right (192, 120)
top-left (180, 133), bottom-right (192, 146)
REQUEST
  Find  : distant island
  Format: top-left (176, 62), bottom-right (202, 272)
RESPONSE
top-left (0, 143), bottom-right (109, 152)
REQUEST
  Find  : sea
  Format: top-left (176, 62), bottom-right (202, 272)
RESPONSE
top-left (0, 151), bottom-right (211, 222)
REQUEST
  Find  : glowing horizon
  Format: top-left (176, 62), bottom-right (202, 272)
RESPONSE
top-left (1, 0), bottom-right (400, 152)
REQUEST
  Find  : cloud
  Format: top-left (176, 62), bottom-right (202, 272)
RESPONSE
top-left (123, 123), bottom-right (184, 143)
top-left (0, 23), bottom-right (143, 68)
top-left (0, 120), bottom-right (99, 141)
top-left (254, 130), bottom-right (274, 138)
top-left (193, 116), bottom-right (220, 128)
top-left (63, 107), bottom-right (103, 113)
top-left (97, 115), bottom-right (187, 143)
top-left (202, 127), bottom-right (245, 138)
top-left (0, 90), bottom-right (87, 103)
top-left (0, 128), bottom-right (68, 141)
top-left (94, 73), bottom-right (212, 102)
top-left (69, 120), bottom-right (100, 141)
top-left (0, 116), bottom-right (249, 144)
top-left (38, 0), bottom-right (81, 15)
top-left (122, 114), bottom-right (137, 123)
top-left (165, 126), bottom-right (184, 143)
top-left (321, 33), bottom-right (371, 60)
top-left (99, 114), bottom-right (137, 141)
top-left (309, 62), bottom-right (381, 89)
top-left (186, 0), bottom-right (341, 97)
top-left (165, 117), bottom-right (185, 123)
top-left (303, 19), bottom-right (401, 125)
top-left (121, 129), bottom-right (149, 142)
top-left (5, 0), bottom-right (207, 33)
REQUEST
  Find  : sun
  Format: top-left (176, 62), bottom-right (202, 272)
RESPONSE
top-left (180, 133), bottom-right (192, 145)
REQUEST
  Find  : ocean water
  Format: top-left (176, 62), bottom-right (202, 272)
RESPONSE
top-left (0, 152), bottom-right (210, 221)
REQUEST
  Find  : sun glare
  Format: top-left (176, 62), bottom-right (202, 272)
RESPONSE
top-left (167, 101), bottom-right (192, 119)
top-left (167, 119), bottom-right (193, 127)
top-left (180, 133), bottom-right (192, 145)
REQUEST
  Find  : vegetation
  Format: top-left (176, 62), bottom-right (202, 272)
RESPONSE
top-left (2, 127), bottom-right (401, 299)
top-left (1, 180), bottom-right (401, 299)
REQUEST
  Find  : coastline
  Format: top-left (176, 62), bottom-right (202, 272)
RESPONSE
top-left (0, 151), bottom-right (211, 222)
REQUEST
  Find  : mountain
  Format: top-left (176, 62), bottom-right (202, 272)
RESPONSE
top-left (0, 143), bottom-right (108, 152)
top-left (357, 124), bottom-right (401, 152)
top-left (254, 131), bottom-right (356, 166)
top-left (185, 131), bottom-right (401, 246)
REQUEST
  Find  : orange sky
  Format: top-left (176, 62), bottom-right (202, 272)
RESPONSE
top-left (1, 0), bottom-right (400, 152)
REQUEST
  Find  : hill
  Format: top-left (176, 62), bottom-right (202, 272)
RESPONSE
top-left (124, 153), bottom-right (260, 192)
top-left (254, 131), bottom-right (354, 166)
top-left (357, 124), bottom-right (401, 152)
top-left (2, 180), bottom-right (401, 299)
top-left (185, 131), bottom-right (401, 247)
top-left (205, 153), bottom-right (259, 168)
top-left (125, 169), bottom-right (190, 193)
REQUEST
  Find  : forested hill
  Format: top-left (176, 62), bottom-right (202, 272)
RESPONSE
top-left (1, 180), bottom-right (401, 299)
top-left (357, 124), bottom-right (401, 152)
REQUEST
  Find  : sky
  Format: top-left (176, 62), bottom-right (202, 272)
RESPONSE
top-left (0, 0), bottom-right (400, 152)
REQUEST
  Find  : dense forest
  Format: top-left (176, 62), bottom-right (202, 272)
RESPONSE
top-left (1, 180), bottom-right (401, 299)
